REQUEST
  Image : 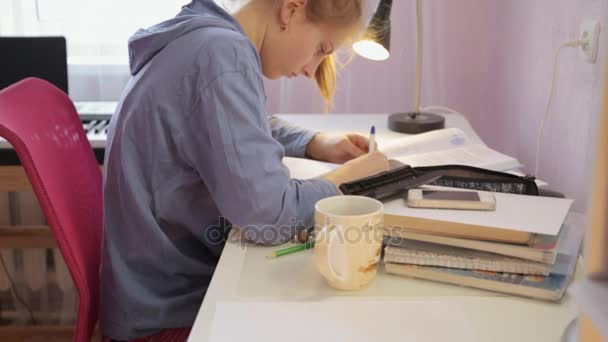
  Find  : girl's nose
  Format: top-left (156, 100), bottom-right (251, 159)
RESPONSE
top-left (302, 66), bottom-right (313, 79)
top-left (302, 56), bottom-right (324, 79)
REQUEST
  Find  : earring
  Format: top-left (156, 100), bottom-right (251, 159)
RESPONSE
top-left (281, 25), bottom-right (286, 31)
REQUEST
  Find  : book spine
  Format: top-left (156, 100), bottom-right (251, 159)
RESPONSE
top-left (384, 214), bottom-right (534, 245)
top-left (384, 263), bottom-right (565, 301)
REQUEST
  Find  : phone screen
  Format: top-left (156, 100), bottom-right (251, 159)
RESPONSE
top-left (422, 190), bottom-right (480, 201)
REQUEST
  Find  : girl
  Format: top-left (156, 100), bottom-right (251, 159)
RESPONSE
top-left (100, 0), bottom-right (388, 340)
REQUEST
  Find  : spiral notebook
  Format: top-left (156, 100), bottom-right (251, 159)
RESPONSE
top-left (383, 225), bottom-right (562, 264)
top-left (384, 241), bottom-right (552, 275)
top-left (384, 253), bottom-right (577, 301)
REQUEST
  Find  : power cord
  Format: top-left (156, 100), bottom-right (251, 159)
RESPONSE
top-left (422, 37), bottom-right (590, 179)
top-left (0, 252), bottom-right (37, 325)
top-left (534, 37), bottom-right (590, 177)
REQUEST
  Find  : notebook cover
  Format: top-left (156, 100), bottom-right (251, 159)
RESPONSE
top-left (384, 260), bottom-right (573, 301)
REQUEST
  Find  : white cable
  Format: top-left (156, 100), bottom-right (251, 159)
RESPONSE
top-left (414, 2), bottom-right (460, 118)
top-left (414, 0), bottom-right (423, 113)
top-left (534, 38), bottom-right (588, 177)
top-left (414, 2), bottom-right (462, 118)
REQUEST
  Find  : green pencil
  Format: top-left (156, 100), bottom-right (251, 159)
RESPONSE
top-left (266, 241), bottom-right (315, 259)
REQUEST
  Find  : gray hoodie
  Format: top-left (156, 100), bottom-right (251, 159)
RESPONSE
top-left (100, 0), bottom-right (339, 339)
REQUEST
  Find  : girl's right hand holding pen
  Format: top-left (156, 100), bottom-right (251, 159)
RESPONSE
top-left (323, 151), bottom-right (389, 190)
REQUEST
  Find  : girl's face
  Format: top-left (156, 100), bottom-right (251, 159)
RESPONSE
top-left (260, 2), bottom-right (349, 80)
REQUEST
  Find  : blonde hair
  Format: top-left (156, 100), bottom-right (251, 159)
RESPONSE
top-left (305, 0), bottom-right (364, 108)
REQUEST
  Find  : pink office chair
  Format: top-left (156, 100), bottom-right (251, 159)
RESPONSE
top-left (0, 78), bottom-right (192, 342)
top-left (0, 78), bottom-right (103, 341)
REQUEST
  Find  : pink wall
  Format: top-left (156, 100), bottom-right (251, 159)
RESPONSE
top-left (265, 0), bottom-right (608, 212)
top-left (490, 0), bottom-right (607, 213)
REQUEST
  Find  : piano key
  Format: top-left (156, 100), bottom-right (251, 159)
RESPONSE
top-left (83, 120), bottom-right (98, 132)
top-left (74, 101), bottom-right (116, 118)
top-left (93, 120), bottom-right (108, 134)
top-left (90, 120), bottom-right (108, 134)
top-left (86, 130), bottom-right (107, 149)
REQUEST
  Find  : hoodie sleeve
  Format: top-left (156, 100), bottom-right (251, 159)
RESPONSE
top-left (268, 115), bottom-right (318, 158)
top-left (180, 68), bottom-right (340, 245)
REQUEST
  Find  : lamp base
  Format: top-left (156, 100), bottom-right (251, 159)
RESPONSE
top-left (388, 112), bottom-right (445, 134)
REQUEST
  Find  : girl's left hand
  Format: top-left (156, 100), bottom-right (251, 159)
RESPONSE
top-left (305, 132), bottom-right (370, 164)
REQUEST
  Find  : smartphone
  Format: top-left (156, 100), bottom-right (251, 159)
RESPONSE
top-left (406, 189), bottom-right (496, 211)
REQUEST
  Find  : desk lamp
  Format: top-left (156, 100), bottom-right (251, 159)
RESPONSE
top-left (353, 0), bottom-right (445, 134)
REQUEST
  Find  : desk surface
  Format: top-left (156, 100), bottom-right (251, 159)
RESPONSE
top-left (188, 113), bottom-right (579, 342)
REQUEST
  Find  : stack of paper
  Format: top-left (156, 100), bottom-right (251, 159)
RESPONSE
top-left (383, 213), bottom-right (584, 301)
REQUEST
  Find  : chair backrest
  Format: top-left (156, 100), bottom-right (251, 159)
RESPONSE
top-left (0, 78), bottom-right (102, 341)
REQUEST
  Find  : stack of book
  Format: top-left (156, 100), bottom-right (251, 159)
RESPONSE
top-left (381, 191), bottom-right (583, 301)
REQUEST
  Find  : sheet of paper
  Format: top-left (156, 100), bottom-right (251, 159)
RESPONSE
top-left (373, 128), bottom-right (520, 171)
top-left (209, 300), bottom-right (480, 342)
top-left (384, 186), bottom-right (573, 236)
top-left (381, 127), bottom-right (471, 157)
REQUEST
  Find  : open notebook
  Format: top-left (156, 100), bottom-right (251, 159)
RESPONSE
top-left (380, 128), bottom-right (520, 171)
top-left (283, 127), bottom-right (521, 180)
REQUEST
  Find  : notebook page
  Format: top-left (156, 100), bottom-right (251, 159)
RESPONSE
top-left (381, 127), bottom-right (472, 158)
top-left (398, 144), bottom-right (521, 171)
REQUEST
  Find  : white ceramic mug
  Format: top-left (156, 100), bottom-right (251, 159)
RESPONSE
top-left (313, 196), bottom-right (384, 290)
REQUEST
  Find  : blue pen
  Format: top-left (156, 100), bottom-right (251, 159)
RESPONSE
top-left (369, 125), bottom-right (376, 153)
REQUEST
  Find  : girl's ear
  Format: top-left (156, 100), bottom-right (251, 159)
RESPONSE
top-left (278, 0), bottom-right (308, 29)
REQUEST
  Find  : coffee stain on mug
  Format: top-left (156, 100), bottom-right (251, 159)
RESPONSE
top-left (359, 262), bottom-right (378, 273)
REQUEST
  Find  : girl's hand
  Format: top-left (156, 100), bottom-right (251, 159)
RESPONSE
top-left (323, 151), bottom-right (390, 188)
top-left (305, 132), bottom-right (370, 164)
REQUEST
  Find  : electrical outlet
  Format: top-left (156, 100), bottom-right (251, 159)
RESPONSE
top-left (579, 20), bottom-right (601, 63)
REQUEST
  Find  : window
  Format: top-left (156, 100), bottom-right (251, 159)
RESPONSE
top-left (3, 0), bottom-right (191, 60)
top-left (0, 0), bottom-right (244, 100)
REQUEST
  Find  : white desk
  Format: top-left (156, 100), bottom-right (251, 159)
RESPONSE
top-left (188, 113), bottom-right (580, 342)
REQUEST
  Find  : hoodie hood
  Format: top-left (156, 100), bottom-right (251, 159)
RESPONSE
top-left (127, 0), bottom-right (245, 75)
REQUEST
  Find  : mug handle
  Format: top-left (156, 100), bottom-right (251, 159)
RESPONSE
top-left (366, 221), bottom-right (382, 264)
top-left (317, 225), bottom-right (348, 283)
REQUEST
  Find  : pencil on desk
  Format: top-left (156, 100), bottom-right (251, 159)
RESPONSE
top-left (266, 241), bottom-right (315, 259)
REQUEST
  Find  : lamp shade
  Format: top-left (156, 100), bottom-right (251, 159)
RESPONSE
top-left (353, 0), bottom-right (392, 61)
top-left (353, 0), bottom-right (445, 134)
